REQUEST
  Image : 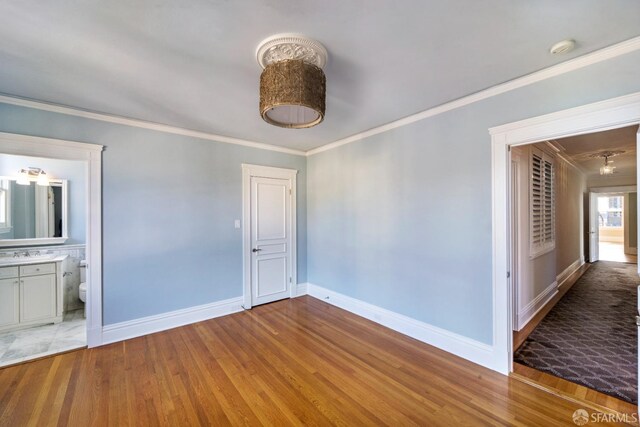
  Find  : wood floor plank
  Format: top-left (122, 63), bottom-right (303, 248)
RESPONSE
top-left (1, 296), bottom-right (637, 426)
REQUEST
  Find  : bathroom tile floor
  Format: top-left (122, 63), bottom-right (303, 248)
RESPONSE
top-left (0, 309), bottom-right (86, 368)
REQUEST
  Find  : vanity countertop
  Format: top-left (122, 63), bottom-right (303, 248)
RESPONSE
top-left (0, 254), bottom-right (68, 267)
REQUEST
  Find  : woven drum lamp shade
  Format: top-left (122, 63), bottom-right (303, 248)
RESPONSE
top-left (260, 59), bottom-right (326, 128)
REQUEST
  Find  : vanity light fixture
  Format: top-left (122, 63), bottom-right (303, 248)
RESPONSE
top-left (16, 167), bottom-right (50, 186)
top-left (37, 170), bottom-right (50, 186)
top-left (16, 169), bottom-right (30, 185)
top-left (256, 34), bottom-right (328, 128)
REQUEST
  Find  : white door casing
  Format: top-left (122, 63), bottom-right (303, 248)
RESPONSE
top-left (510, 158), bottom-right (519, 330)
top-left (490, 91), bottom-right (640, 375)
top-left (242, 164), bottom-right (297, 309)
top-left (589, 192), bottom-right (600, 263)
top-left (637, 127), bottom-right (640, 415)
top-left (0, 132), bottom-right (103, 347)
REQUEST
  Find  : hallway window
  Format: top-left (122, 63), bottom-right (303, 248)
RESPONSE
top-left (530, 147), bottom-right (555, 258)
top-left (598, 196), bottom-right (623, 227)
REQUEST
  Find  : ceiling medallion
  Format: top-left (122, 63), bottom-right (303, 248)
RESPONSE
top-left (588, 150), bottom-right (626, 159)
top-left (256, 34), bottom-right (328, 129)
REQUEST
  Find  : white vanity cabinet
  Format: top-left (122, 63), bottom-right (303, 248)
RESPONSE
top-left (0, 258), bottom-right (65, 332)
top-left (0, 276), bottom-right (19, 328)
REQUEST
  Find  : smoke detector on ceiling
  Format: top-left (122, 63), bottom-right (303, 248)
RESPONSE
top-left (549, 39), bottom-right (576, 55)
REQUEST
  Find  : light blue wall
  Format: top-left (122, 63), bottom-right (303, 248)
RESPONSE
top-left (0, 154), bottom-right (86, 244)
top-left (308, 50), bottom-right (640, 345)
top-left (0, 106), bottom-right (307, 325)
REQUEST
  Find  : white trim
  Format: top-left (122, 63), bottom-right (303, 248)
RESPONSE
top-left (545, 140), bottom-right (586, 174)
top-left (0, 179), bottom-right (69, 247)
top-left (516, 258), bottom-right (585, 332)
top-left (516, 281), bottom-right (558, 331)
top-left (305, 283), bottom-right (498, 370)
top-left (0, 37), bottom-right (639, 158)
top-left (308, 36), bottom-right (640, 156)
top-left (556, 257), bottom-right (585, 291)
top-left (241, 163), bottom-right (298, 310)
top-left (0, 237), bottom-right (68, 247)
top-left (490, 92), bottom-right (640, 140)
top-left (0, 132), bottom-right (104, 347)
top-left (295, 282), bottom-right (308, 297)
top-left (102, 297), bottom-right (243, 345)
top-left (491, 91), bottom-right (640, 375)
top-left (589, 185), bottom-right (637, 193)
top-left (0, 243), bottom-right (86, 253)
top-left (0, 132), bottom-right (103, 154)
top-left (0, 95), bottom-right (305, 157)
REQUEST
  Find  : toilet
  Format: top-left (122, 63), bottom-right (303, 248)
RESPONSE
top-left (79, 260), bottom-right (87, 317)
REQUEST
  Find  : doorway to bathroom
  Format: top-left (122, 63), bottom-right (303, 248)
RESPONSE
top-left (0, 133), bottom-right (102, 367)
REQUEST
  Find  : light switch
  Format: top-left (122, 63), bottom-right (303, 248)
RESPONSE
top-left (234, 219), bottom-right (241, 229)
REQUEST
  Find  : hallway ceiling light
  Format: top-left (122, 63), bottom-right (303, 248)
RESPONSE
top-left (256, 34), bottom-right (328, 129)
top-left (590, 150), bottom-right (625, 176)
top-left (16, 167), bottom-right (50, 186)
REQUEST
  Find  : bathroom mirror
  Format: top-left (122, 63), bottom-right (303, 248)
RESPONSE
top-left (0, 177), bottom-right (68, 246)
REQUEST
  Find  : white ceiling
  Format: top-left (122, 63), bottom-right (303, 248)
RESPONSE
top-left (553, 125), bottom-right (639, 179)
top-left (0, 1), bottom-right (639, 151)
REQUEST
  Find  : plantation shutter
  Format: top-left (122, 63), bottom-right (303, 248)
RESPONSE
top-left (530, 147), bottom-right (555, 257)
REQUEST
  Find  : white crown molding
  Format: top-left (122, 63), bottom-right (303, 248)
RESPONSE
top-left (308, 36), bottom-right (640, 156)
top-left (544, 140), bottom-right (587, 174)
top-left (0, 94), bottom-right (306, 156)
top-left (0, 36), bottom-right (639, 158)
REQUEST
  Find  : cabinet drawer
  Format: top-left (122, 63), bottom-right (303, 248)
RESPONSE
top-left (0, 266), bottom-right (19, 279)
top-left (20, 263), bottom-right (56, 277)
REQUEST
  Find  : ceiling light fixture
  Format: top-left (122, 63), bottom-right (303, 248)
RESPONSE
top-left (600, 157), bottom-right (615, 176)
top-left (16, 167), bottom-right (50, 186)
top-left (256, 34), bottom-right (328, 129)
top-left (589, 150), bottom-right (625, 176)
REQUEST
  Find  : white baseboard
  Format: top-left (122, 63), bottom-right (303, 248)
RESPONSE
top-left (556, 257), bottom-right (585, 291)
top-left (295, 282), bottom-right (308, 297)
top-left (516, 281), bottom-right (558, 331)
top-left (102, 297), bottom-right (244, 345)
top-left (305, 283), bottom-right (499, 372)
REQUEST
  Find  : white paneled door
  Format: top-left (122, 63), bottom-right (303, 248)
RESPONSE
top-left (250, 176), bottom-right (292, 306)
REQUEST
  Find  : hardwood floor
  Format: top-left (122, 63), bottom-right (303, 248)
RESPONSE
top-left (1, 296), bottom-right (636, 426)
top-left (513, 362), bottom-right (638, 416)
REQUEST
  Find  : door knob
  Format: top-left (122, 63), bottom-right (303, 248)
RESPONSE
top-left (252, 248), bottom-right (262, 253)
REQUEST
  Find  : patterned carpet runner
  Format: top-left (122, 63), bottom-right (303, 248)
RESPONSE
top-left (514, 261), bottom-right (638, 404)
